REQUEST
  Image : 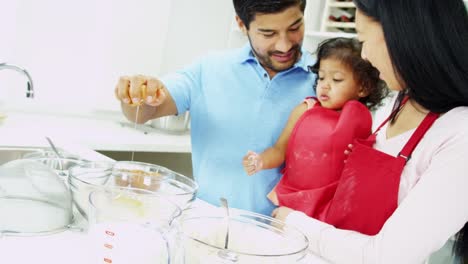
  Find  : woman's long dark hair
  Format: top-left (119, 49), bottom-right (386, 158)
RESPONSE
top-left (353, 0), bottom-right (468, 262)
top-left (353, 0), bottom-right (468, 114)
top-left (456, 223), bottom-right (468, 263)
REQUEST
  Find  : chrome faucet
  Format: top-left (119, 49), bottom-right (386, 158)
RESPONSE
top-left (0, 63), bottom-right (34, 98)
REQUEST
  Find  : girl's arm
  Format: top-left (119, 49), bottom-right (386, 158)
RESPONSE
top-left (243, 101), bottom-right (310, 175)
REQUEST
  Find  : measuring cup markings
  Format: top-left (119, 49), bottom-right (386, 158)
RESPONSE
top-left (89, 187), bottom-right (182, 264)
top-left (103, 229), bottom-right (115, 257)
top-left (104, 243), bottom-right (113, 249)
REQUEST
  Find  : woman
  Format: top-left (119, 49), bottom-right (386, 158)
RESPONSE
top-left (272, 0), bottom-right (468, 263)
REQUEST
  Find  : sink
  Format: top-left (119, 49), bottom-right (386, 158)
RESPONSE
top-left (0, 146), bottom-right (46, 165)
top-left (0, 146), bottom-right (84, 165)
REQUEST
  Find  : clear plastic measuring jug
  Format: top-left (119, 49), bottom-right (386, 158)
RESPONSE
top-left (88, 186), bottom-right (182, 264)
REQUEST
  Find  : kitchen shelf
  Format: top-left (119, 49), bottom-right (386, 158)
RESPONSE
top-left (306, 30), bottom-right (356, 39)
top-left (325, 22), bottom-right (356, 29)
top-left (320, 0), bottom-right (357, 34)
top-left (328, 1), bottom-right (356, 8)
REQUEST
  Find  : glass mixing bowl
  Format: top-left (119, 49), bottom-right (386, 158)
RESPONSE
top-left (178, 208), bottom-right (309, 264)
top-left (69, 161), bottom-right (198, 223)
top-left (25, 157), bottom-right (85, 179)
top-left (0, 159), bottom-right (73, 235)
top-left (68, 161), bottom-right (114, 220)
top-left (22, 149), bottom-right (87, 179)
top-left (22, 149), bottom-right (82, 161)
top-left (111, 161), bottom-right (198, 209)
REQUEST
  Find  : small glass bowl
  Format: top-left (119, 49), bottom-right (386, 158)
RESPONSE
top-left (110, 161), bottom-right (198, 210)
top-left (68, 161), bottom-right (198, 222)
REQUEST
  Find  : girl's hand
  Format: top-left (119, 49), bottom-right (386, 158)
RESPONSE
top-left (272, 206), bottom-right (294, 222)
top-left (242, 150), bottom-right (263, 176)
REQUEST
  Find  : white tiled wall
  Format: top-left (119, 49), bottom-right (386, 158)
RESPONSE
top-left (0, 0), bottom-right (173, 111)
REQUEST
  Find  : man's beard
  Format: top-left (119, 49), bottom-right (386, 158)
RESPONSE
top-left (248, 36), bottom-right (302, 74)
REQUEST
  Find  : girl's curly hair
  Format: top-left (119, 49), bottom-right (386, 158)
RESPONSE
top-left (309, 37), bottom-right (389, 111)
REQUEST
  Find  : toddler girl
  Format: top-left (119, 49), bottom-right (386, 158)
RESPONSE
top-left (243, 37), bottom-right (388, 220)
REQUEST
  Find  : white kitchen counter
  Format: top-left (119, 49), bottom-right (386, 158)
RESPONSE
top-left (0, 230), bottom-right (94, 264)
top-left (0, 101), bottom-right (331, 264)
top-left (0, 101), bottom-right (191, 153)
top-left (0, 198), bottom-right (330, 264)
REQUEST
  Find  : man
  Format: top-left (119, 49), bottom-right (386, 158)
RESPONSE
top-left (115, 0), bottom-right (315, 215)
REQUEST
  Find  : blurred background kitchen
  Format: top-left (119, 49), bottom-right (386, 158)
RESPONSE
top-left (1, 0), bottom-right (467, 179)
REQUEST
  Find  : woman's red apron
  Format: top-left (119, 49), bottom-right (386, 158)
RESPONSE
top-left (325, 100), bottom-right (439, 235)
top-left (274, 99), bottom-right (372, 219)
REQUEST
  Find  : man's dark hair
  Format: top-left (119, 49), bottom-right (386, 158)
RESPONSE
top-left (310, 37), bottom-right (388, 111)
top-left (233, 0), bottom-right (306, 29)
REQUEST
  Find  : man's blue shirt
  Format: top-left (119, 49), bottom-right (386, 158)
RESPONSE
top-left (161, 44), bottom-right (316, 215)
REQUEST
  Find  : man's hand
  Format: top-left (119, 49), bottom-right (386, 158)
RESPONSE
top-left (115, 75), bottom-right (167, 106)
top-left (242, 150), bottom-right (264, 175)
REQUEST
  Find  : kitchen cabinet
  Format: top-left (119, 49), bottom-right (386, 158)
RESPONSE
top-left (317, 0), bottom-right (356, 35)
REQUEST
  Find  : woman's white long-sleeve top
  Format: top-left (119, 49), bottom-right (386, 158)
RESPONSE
top-left (286, 106), bottom-right (468, 264)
